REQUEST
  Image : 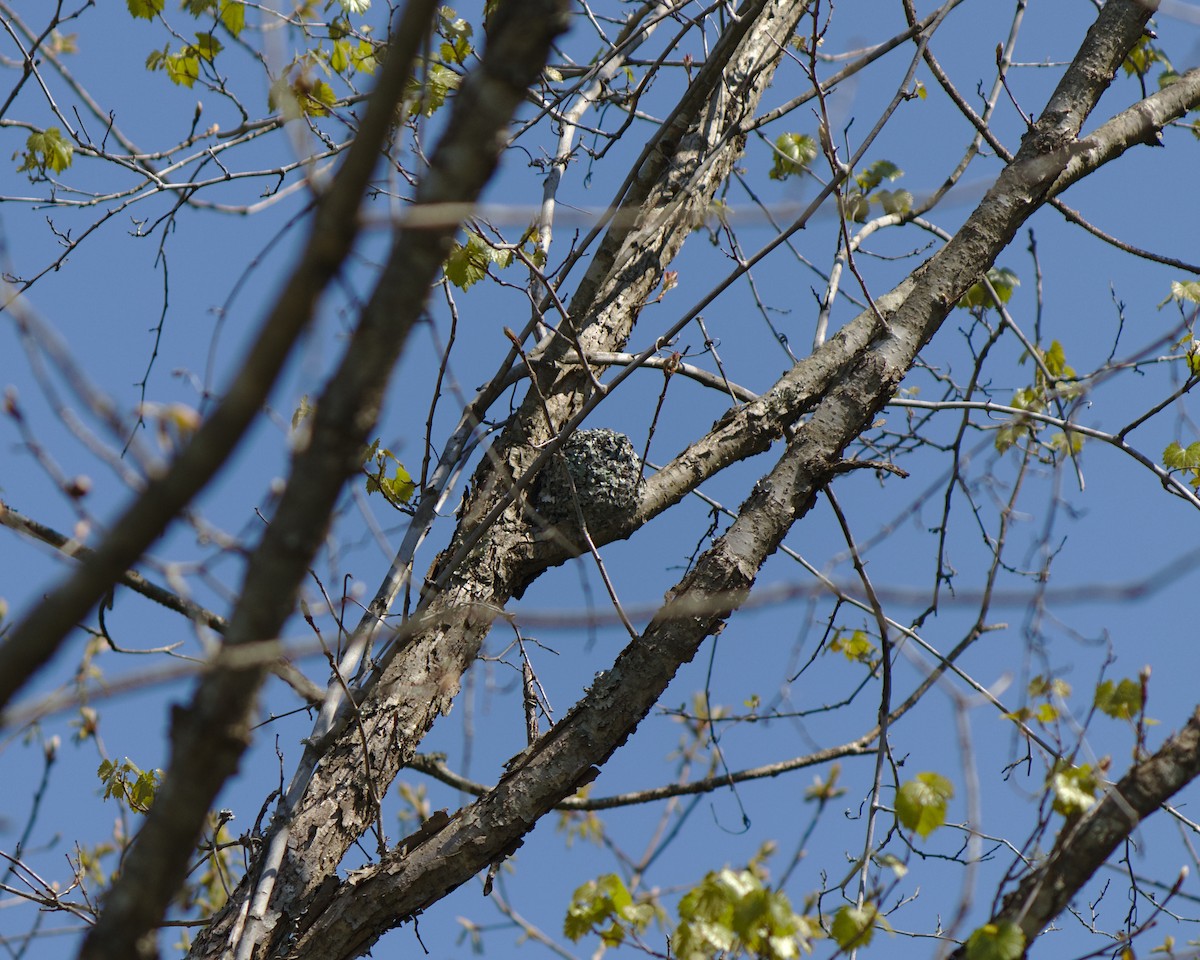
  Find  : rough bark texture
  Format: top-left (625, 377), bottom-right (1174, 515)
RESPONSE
top-left (164, 0), bottom-right (570, 956)
top-left (186, 5), bottom-right (819, 958)
top-left (948, 709), bottom-right (1200, 960)
top-left (189, 3), bottom-right (1200, 958)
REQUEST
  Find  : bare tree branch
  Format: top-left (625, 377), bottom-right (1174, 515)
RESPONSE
top-left (0, 0), bottom-right (444, 717)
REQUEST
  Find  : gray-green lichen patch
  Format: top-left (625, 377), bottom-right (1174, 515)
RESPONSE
top-left (536, 428), bottom-right (644, 538)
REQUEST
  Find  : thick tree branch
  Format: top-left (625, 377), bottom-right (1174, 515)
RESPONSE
top-left (276, 3), bottom-right (1175, 955)
top-left (948, 708), bottom-right (1200, 960)
top-left (285, 394), bottom-right (833, 959)
top-left (199, 7), bottom-right (819, 955)
top-left (178, 3), bottom-right (1192, 958)
top-left (78, 1), bottom-right (573, 958)
top-left (179, 3), bottom-right (571, 958)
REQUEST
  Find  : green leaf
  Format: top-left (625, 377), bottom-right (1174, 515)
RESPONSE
top-left (994, 423), bottom-right (1020, 454)
top-left (444, 233), bottom-right (511, 290)
top-left (965, 921), bottom-right (1026, 960)
top-left (1158, 280), bottom-right (1200, 308)
top-left (381, 462), bottom-right (416, 503)
top-left (1122, 34), bottom-right (1170, 78)
top-left (958, 267), bottom-right (1020, 310)
top-left (1034, 702), bottom-right (1059, 724)
top-left (193, 32), bottom-right (222, 62)
top-left (269, 74), bottom-right (338, 117)
top-left (828, 629), bottom-right (877, 666)
top-left (1163, 440), bottom-right (1200, 470)
top-left (844, 192), bottom-right (870, 222)
top-left (17, 127), bottom-right (74, 176)
top-left (1050, 762), bottom-right (1098, 817)
top-left (877, 188), bottom-right (913, 215)
top-left (351, 39), bottom-right (378, 75)
top-left (127, 0), bottom-right (164, 18)
top-left (97, 757), bottom-right (162, 813)
top-left (1042, 339), bottom-right (1069, 378)
top-left (564, 874), bottom-right (643, 943)
top-left (768, 132), bottom-right (817, 181)
top-left (365, 447), bottom-right (416, 505)
top-left (166, 50), bottom-right (201, 87)
top-left (854, 159), bottom-right (902, 192)
top-left (330, 39), bottom-right (353, 74)
top-left (1094, 678), bottom-right (1142, 720)
top-left (895, 772), bottom-right (954, 838)
top-left (219, 1), bottom-right (245, 36)
top-left (407, 62), bottom-right (461, 117)
top-left (674, 867), bottom-right (818, 960)
top-left (304, 79), bottom-right (336, 115)
top-left (1029, 675), bottom-right (1071, 699)
top-left (831, 904), bottom-right (877, 950)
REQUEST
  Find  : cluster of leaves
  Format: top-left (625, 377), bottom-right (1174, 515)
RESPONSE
top-left (1006, 672), bottom-right (1151, 733)
top-left (444, 233), bottom-right (512, 289)
top-left (327, 18), bottom-right (378, 77)
top-left (145, 33), bottom-right (223, 88)
top-left (765, 141), bottom-right (913, 223)
top-left (1049, 759), bottom-right (1101, 818)
top-left (401, 7), bottom-right (476, 117)
top-left (957, 266), bottom-right (1021, 312)
top-left (843, 160), bottom-right (912, 221)
top-left (566, 850), bottom-right (821, 960)
top-left (564, 873), bottom-right (657, 953)
top-left (16, 127), bottom-right (74, 178)
top-left (1122, 32), bottom-right (1200, 137)
top-left (768, 133), bottom-right (817, 181)
top-left (1094, 677), bottom-right (1145, 722)
top-left (136, 1), bottom-right (246, 90)
top-left (1004, 674), bottom-right (1072, 728)
top-left (174, 819), bottom-right (237, 918)
top-left (997, 669), bottom-right (1154, 818)
top-left (363, 441), bottom-right (417, 507)
top-left (98, 756), bottom-right (162, 813)
top-left (268, 59), bottom-right (340, 119)
top-left (826, 627), bottom-right (879, 669)
top-left (130, 0), bottom-right (379, 115)
top-left (444, 232), bottom-right (517, 290)
top-left (434, 7), bottom-right (473, 66)
top-left (994, 338), bottom-right (1083, 456)
top-left (93, 754), bottom-right (237, 936)
top-left (1161, 287), bottom-right (1200, 483)
top-left (1123, 33), bottom-right (1169, 79)
top-left (673, 866), bottom-right (820, 959)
